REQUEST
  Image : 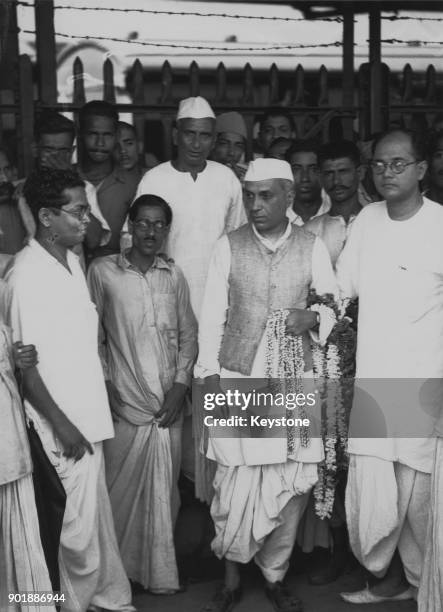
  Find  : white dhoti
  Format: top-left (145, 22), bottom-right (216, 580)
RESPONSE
top-left (37, 426), bottom-right (134, 612)
top-left (418, 437), bottom-right (443, 612)
top-left (104, 416), bottom-right (182, 592)
top-left (0, 474), bottom-right (55, 612)
top-left (346, 454), bottom-right (431, 587)
top-left (211, 461), bottom-right (317, 582)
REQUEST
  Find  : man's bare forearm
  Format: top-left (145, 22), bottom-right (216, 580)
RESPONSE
top-left (21, 366), bottom-right (69, 430)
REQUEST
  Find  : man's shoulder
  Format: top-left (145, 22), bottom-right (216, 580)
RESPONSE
top-left (304, 214), bottom-right (328, 234)
top-left (291, 222), bottom-right (317, 242)
top-left (423, 196), bottom-right (443, 219)
top-left (3, 244), bottom-right (37, 288)
top-left (350, 200), bottom-right (385, 226)
top-left (88, 253), bottom-right (120, 274)
top-left (226, 222), bottom-right (251, 240)
top-left (139, 161), bottom-right (172, 182)
top-left (206, 160), bottom-right (234, 176)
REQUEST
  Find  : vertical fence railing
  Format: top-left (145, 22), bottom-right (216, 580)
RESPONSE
top-left (12, 50), bottom-right (443, 168)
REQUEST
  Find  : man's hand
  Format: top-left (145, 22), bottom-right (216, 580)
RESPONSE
top-left (54, 414), bottom-right (94, 462)
top-left (157, 382), bottom-right (187, 428)
top-left (13, 341), bottom-right (38, 370)
top-left (203, 374), bottom-right (230, 419)
top-left (39, 151), bottom-right (72, 170)
top-left (285, 309), bottom-right (318, 336)
top-left (105, 380), bottom-right (122, 422)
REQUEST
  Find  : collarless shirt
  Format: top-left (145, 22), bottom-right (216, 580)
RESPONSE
top-left (4, 239), bottom-right (114, 443)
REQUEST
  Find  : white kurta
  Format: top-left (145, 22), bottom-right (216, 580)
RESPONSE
top-left (134, 160), bottom-right (245, 318)
top-left (336, 198), bottom-right (443, 472)
top-left (4, 240), bottom-right (114, 444)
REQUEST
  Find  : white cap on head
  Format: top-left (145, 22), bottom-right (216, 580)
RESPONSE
top-left (176, 96), bottom-right (215, 121)
top-left (244, 158), bottom-right (293, 183)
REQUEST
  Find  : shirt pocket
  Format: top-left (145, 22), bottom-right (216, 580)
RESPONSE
top-left (155, 292), bottom-right (178, 331)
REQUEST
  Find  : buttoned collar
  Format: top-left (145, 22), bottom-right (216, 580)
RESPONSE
top-left (118, 249), bottom-right (172, 273)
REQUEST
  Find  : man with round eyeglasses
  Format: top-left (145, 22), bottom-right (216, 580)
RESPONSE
top-left (88, 194), bottom-right (197, 594)
top-left (336, 129), bottom-right (443, 606)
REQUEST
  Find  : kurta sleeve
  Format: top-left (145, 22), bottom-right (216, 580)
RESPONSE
top-left (309, 237), bottom-right (339, 345)
top-left (311, 237), bottom-right (338, 297)
top-left (225, 174), bottom-right (246, 233)
top-left (335, 212), bottom-right (364, 302)
top-left (194, 235), bottom-right (231, 378)
top-left (86, 263), bottom-right (110, 380)
top-left (173, 266), bottom-right (198, 386)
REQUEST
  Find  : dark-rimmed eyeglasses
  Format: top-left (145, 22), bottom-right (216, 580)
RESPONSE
top-left (370, 160), bottom-right (417, 175)
top-left (133, 220), bottom-right (168, 232)
top-left (57, 206), bottom-right (91, 220)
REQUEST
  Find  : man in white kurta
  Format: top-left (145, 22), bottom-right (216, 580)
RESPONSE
top-left (336, 129), bottom-right (443, 604)
top-left (4, 168), bottom-right (134, 612)
top-left (195, 159), bottom-right (337, 612)
top-left (133, 97), bottom-right (245, 319)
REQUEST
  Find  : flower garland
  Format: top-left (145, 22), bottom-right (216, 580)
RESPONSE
top-left (307, 290), bottom-right (357, 519)
top-left (265, 309), bottom-right (309, 450)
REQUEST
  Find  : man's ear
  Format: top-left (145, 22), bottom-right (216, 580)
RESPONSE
top-left (31, 141), bottom-right (38, 159)
top-left (38, 207), bottom-right (52, 227)
top-left (128, 220), bottom-right (134, 236)
top-left (417, 160), bottom-right (428, 182)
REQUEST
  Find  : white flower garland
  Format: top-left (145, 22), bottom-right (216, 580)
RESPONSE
top-left (264, 303), bottom-right (350, 520)
top-left (265, 309), bottom-right (309, 450)
top-left (312, 319), bottom-right (348, 520)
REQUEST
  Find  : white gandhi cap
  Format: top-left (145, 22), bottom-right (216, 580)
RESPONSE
top-left (176, 96), bottom-right (216, 120)
top-left (244, 158), bottom-right (294, 183)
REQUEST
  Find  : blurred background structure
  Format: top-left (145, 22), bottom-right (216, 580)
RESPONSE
top-left (0, 0), bottom-right (442, 174)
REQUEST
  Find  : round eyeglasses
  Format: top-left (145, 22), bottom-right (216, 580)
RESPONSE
top-left (59, 206), bottom-right (91, 220)
top-left (370, 160), bottom-right (417, 175)
top-left (133, 220), bottom-right (168, 232)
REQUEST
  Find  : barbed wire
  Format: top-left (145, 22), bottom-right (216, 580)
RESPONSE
top-left (16, 1), bottom-right (343, 22)
top-left (22, 30), bottom-right (443, 51)
top-left (380, 38), bottom-right (443, 45)
top-left (381, 15), bottom-right (443, 22)
top-left (22, 30), bottom-right (343, 51)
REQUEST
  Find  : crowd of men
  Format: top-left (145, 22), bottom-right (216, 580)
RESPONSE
top-left (0, 94), bottom-right (443, 612)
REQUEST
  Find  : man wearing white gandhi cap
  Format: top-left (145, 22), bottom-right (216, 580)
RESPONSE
top-left (195, 158), bottom-right (337, 612)
top-left (133, 96), bottom-right (245, 319)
